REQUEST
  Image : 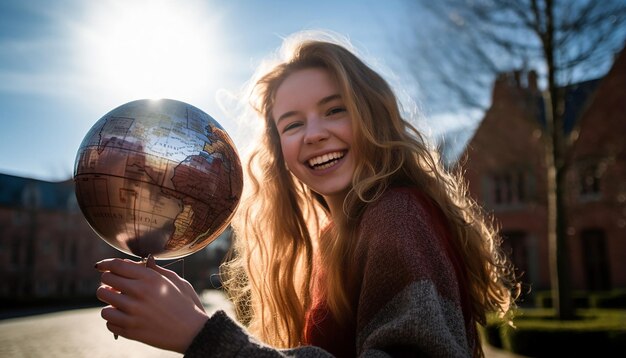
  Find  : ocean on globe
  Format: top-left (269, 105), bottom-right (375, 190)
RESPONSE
top-left (73, 99), bottom-right (243, 259)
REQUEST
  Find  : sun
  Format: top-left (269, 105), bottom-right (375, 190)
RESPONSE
top-left (75, 0), bottom-right (225, 102)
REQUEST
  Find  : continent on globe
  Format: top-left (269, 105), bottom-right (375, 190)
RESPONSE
top-left (74, 99), bottom-right (243, 259)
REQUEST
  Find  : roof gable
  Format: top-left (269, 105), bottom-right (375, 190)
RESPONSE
top-left (535, 78), bottom-right (602, 134)
top-left (0, 173), bottom-right (75, 210)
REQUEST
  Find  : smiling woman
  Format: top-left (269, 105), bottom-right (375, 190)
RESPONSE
top-left (75, 0), bottom-right (225, 101)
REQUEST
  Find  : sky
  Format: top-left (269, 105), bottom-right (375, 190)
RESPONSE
top-left (0, 0), bottom-right (473, 182)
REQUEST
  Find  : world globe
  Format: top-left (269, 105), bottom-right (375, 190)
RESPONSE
top-left (73, 99), bottom-right (243, 259)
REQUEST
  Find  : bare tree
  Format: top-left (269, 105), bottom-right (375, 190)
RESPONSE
top-left (406, 0), bottom-right (626, 319)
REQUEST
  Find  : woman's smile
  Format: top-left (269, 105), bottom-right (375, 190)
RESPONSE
top-left (306, 150), bottom-right (346, 170)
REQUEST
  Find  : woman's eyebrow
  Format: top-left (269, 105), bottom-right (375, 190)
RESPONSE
top-left (276, 110), bottom-right (297, 124)
top-left (318, 94), bottom-right (341, 106)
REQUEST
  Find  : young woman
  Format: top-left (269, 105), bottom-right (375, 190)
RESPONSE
top-left (95, 31), bottom-right (518, 357)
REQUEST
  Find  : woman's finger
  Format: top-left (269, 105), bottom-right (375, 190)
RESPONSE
top-left (146, 256), bottom-right (177, 279)
top-left (147, 258), bottom-right (189, 290)
top-left (105, 321), bottom-right (126, 339)
top-left (146, 256), bottom-right (204, 310)
top-left (101, 305), bottom-right (134, 330)
top-left (100, 271), bottom-right (142, 297)
top-left (95, 258), bottom-right (150, 280)
top-left (96, 285), bottom-right (137, 313)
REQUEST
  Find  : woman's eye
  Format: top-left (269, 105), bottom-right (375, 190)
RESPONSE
top-left (326, 107), bottom-right (346, 116)
top-left (282, 122), bottom-right (302, 133)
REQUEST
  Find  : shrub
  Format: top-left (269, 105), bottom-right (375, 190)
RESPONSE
top-left (533, 291), bottom-right (590, 309)
top-left (532, 289), bottom-right (626, 309)
top-left (479, 321), bottom-right (503, 349)
top-left (480, 308), bottom-right (626, 357)
top-left (590, 290), bottom-right (626, 309)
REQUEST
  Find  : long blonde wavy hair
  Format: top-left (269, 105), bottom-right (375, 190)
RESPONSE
top-left (221, 31), bottom-right (518, 355)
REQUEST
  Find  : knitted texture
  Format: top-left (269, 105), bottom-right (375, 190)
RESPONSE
top-left (185, 188), bottom-right (473, 357)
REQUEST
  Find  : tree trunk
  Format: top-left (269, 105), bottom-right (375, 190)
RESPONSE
top-left (542, 0), bottom-right (574, 319)
top-left (544, 89), bottom-right (575, 319)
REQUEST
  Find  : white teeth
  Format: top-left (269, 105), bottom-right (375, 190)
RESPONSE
top-left (308, 151), bottom-right (345, 169)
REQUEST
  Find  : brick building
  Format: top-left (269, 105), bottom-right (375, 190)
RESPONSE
top-left (0, 173), bottom-right (229, 305)
top-left (0, 174), bottom-right (114, 301)
top-left (458, 47), bottom-right (626, 295)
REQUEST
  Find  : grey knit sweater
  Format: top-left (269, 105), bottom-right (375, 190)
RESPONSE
top-left (185, 188), bottom-right (474, 357)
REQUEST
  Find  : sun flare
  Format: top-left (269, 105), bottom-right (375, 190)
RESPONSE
top-left (76, 0), bottom-right (224, 102)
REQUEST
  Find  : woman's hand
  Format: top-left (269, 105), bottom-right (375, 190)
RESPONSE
top-left (95, 257), bottom-right (208, 353)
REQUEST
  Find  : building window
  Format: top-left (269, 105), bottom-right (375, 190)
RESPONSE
top-left (501, 230), bottom-right (529, 283)
top-left (580, 229), bottom-right (610, 291)
top-left (22, 184), bottom-right (40, 209)
top-left (10, 239), bottom-right (22, 268)
top-left (69, 241), bottom-right (78, 267)
top-left (489, 169), bottom-right (531, 208)
top-left (67, 193), bottom-right (80, 212)
top-left (579, 164), bottom-right (601, 200)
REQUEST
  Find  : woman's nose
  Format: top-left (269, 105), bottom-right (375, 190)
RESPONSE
top-left (303, 117), bottom-right (329, 144)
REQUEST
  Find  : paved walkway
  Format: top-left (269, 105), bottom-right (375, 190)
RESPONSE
top-left (0, 290), bottom-right (524, 357)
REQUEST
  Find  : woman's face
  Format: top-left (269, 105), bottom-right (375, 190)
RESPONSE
top-left (272, 67), bottom-right (355, 207)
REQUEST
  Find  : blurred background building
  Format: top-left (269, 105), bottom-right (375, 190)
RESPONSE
top-left (0, 175), bottom-right (102, 301)
top-left (457, 47), bottom-right (626, 300)
top-left (0, 173), bottom-right (229, 308)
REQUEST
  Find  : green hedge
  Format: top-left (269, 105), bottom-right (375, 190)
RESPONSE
top-left (533, 291), bottom-right (589, 309)
top-left (480, 309), bottom-right (626, 357)
top-left (533, 290), bottom-right (626, 309)
top-left (590, 290), bottom-right (626, 308)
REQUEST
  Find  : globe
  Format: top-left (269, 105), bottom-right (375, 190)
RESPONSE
top-left (73, 99), bottom-right (243, 259)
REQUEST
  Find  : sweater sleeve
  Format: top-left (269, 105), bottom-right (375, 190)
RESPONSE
top-left (185, 310), bottom-right (332, 358)
top-left (353, 189), bottom-right (471, 357)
